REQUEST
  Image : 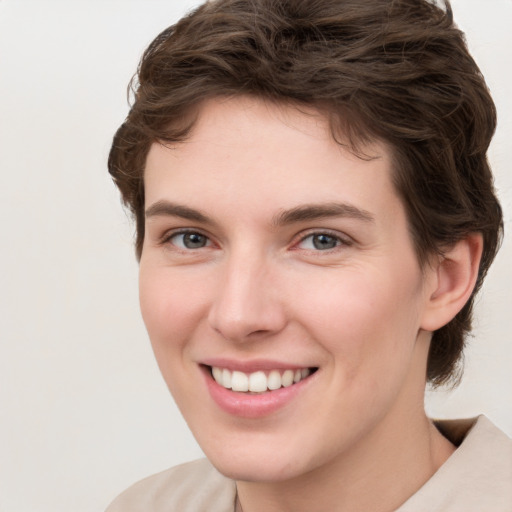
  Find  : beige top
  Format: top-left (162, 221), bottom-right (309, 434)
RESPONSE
top-left (106, 416), bottom-right (512, 512)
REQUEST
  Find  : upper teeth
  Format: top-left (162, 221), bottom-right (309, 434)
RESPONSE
top-left (211, 367), bottom-right (311, 393)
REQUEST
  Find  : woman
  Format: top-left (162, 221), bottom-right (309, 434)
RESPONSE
top-left (106, 0), bottom-right (511, 510)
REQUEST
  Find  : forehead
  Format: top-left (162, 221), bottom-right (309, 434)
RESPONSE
top-left (144, 96), bottom-right (403, 227)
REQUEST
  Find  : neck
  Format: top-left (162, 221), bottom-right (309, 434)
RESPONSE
top-left (235, 409), bottom-right (455, 512)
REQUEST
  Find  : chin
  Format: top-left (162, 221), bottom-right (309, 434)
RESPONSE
top-left (197, 432), bottom-right (322, 483)
top-left (209, 453), bottom-right (307, 483)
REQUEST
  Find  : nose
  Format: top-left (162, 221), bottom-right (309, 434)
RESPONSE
top-left (207, 251), bottom-right (287, 343)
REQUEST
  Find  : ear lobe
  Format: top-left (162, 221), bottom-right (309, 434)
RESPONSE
top-left (420, 234), bottom-right (483, 332)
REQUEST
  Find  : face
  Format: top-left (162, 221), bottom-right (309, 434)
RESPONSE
top-left (139, 96), bottom-right (436, 483)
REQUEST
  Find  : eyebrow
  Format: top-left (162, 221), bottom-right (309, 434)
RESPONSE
top-left (145, 200), bottom-right (211, 224)
top-left (272, 202), bottom-right (375, 227)
top-left (145, 200), bottom-right (374, 226)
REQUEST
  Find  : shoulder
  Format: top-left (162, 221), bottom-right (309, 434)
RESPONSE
top-left (397, 416), bottom-right (512, 512)
top-left (105, 458), bottom-right (236, 512)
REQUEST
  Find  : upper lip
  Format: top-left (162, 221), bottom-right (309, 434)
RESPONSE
top-left (200, 358), bottom-right (316, 373)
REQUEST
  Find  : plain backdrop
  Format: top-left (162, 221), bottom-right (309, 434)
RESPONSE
top-left (0, 1), bottom-right (510, 511)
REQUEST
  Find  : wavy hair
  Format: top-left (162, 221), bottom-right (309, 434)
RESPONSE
top-left (108, 0), bottom-right (503, 386)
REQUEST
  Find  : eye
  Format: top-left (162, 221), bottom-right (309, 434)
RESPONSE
top-left (167, 231), bottom-right (211, 249)
top-left (297, 233), bottom-right (344, 251)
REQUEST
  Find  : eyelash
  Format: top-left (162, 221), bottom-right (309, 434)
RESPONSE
top-left (160, 229), bottom-right (213, 251)
top-left (160, 228), bottom-right (351, 253)
top-left (293, 230), bottom-right (352, 252)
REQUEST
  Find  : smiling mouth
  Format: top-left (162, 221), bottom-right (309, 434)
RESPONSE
top-left (208, 366), bottom-right (317, 394)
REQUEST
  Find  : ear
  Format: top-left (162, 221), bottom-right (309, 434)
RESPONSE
top-left (420, 234), bottom-right (483, 332)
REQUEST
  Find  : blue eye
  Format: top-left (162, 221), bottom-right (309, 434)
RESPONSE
top-left (299, 233), bottom-right (341, 250)
top-left (170, 232), bottom-right (210, 249)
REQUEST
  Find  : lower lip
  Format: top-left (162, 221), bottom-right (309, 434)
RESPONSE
top-left (202, 366), bottom-right (315, 419)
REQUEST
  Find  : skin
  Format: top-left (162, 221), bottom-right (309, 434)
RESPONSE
top-left (139, 96), bottom-right (479, 512)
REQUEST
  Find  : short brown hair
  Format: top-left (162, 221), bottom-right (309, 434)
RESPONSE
top-left (108, 0), bottom-right (503, 386)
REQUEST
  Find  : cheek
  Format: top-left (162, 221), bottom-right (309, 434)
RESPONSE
top-left (138, 266), bottom-right (209, 353)
top-left (293, 266), bottom-right (424, 371)
top-left (138, 267), bottom-right (212, 407)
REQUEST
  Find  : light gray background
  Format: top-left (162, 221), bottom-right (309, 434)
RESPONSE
top-left (0, 1), bottom-right (510, 511)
